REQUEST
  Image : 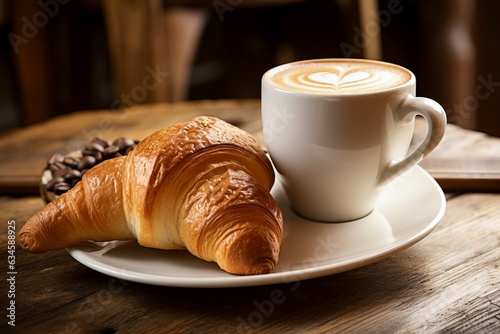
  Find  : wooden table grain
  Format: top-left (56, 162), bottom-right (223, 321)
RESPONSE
top-left (0, 100), bottom-right (499, 333)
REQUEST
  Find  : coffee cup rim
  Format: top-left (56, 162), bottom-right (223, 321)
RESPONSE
top-left (262, 58), bottom-right (416, 98)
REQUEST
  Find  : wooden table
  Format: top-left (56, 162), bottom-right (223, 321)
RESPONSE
top-left (0, 100), bottom-right (499, 333)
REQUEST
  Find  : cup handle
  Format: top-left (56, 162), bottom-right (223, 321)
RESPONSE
top-left (378, 94), bottom-right (447, 186)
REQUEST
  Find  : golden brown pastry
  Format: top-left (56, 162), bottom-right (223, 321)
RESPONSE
top-left (19, 116), bottom-right (283, 275)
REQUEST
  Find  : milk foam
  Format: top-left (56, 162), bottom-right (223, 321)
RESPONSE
top-left (266, 60), bottom-right (411, 94)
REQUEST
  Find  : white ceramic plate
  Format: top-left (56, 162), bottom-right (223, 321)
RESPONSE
top-left (67, 166), bottom-right (446, 288)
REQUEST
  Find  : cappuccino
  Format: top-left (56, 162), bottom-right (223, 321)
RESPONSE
top-left (262, 58), bottom-right (446, 221)
top-left (264, 59), bottom-right (411, 95)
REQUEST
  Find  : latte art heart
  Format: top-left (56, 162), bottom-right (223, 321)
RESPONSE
top-left (303, 71), bottom-right (371, 89)
top-left (267, 61), bottom-right (411, 94)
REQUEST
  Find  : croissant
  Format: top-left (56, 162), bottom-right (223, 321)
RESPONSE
top-left (19, 116), bottom-right (283, 275)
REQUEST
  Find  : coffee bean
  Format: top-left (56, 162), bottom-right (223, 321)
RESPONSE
top-left (113, 137), bottom-right (136, 153)
top-left (53, 167), bottom-right (72, 178)
top-left (62, 169), bottom-right (82, 180)
top-left (91, 137), bottom-right (110, 148)
top-left (50, 162), bottom-right (69, 174)
top-left (92, 151), bottom-right (103, 162)
top-left (87, 142), bottom-right (105, 153)
top-left (76, 155), bottom-right (96, 170)
top-left (63, 156), bottom-right (79, 168)
top-left (45, 176), bottom-right (65, 191)
top-left (112, 137), bottom-right (125, 145)
top-left (113, 137), bottom-right (134, 147)
top-left (103, 145), bottom-right (120, 158)
top-left (124, 146), bottom-right (134, 155)
top-left (54, 182), bottom-right (71, 195)
top-left (47, 153), bottom-right (64, 166)
top-left (83, 149), bottom-right (103, 162)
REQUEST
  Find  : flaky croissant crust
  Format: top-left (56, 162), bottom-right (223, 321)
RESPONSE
top-left (19, 116), bottom-right (283, 275)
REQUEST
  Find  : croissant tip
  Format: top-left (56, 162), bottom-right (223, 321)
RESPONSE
top-left (250, 259), bottom-right (276, 275)
top-left (224, 258), bottom-right (277, 276)
top-left (18, 230), bottom-right (43, 253)
top-left (18, 231), bottom-right (33, 251)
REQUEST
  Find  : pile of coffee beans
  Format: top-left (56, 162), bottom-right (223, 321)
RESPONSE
top-left (45, 137), bottom-right (139, 195)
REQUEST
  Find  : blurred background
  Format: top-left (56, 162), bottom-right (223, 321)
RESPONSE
top-left (1, 0), bottom-right (499, 135)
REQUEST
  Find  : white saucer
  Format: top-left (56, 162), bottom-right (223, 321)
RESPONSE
top-left (67, 166), bottom-right (446, 288)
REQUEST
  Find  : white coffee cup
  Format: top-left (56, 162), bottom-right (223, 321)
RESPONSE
top-left (262, 58), bottom-right (446, 222)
